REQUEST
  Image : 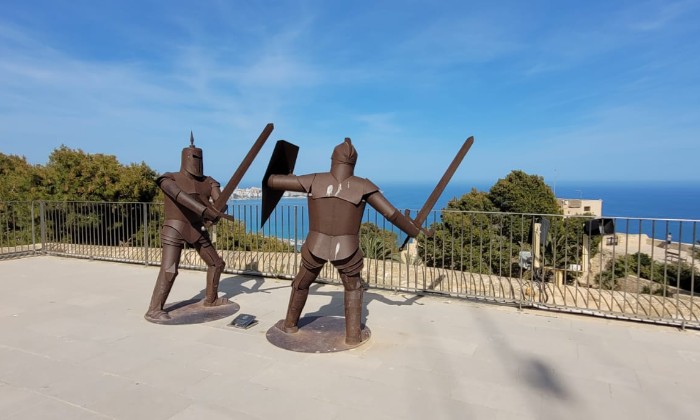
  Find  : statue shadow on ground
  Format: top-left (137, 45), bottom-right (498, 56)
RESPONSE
top-left (214, 261), bottom-right (291, 299)
top-left (196, 274), bottom-right (425, 326)
top-left (155, 274), bottom-right (286, 326)
top-left (301, 283), bottom-right (425, 325)
top-left (190, 275), bottom-right (290, 301)
top-left (265, 284), bottom-right (424, 353)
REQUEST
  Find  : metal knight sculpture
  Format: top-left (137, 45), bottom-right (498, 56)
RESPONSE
top-left (146, 124), bottom-right (273, 322)
top-left (262, 138), bottom-right (429, 345)
top-left (145, 133), bottom-right (227, 322)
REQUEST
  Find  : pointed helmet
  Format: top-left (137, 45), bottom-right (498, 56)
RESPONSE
top-left (181, 131), bottom-right (204, 177)
top-left (331, 137), bottom-right (358, 167)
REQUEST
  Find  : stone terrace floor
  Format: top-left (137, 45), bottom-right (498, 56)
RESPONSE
top-left (1, 256), bottom-right (699, 420)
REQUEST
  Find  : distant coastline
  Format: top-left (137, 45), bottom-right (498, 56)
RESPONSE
top-left (227, 182), bottom-right (699, 243)
top-left (230, 182), bottom-right (700, 220)
top-left (231, 187), bottom-right (306, 200)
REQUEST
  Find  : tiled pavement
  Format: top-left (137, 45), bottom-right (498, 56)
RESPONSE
top-left (1, 256), bottom-right (699, 419)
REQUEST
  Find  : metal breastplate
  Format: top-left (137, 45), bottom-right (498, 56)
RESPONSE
top-left (303, 173), bottom-right (377, 261)
top-left (161, 172), bottom-right (212, 224)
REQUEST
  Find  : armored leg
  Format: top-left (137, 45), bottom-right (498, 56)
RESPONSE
top-left (283, 265), bottom-right (321, 333)
top-left (341, 273), bottom-right (365, 345)
top-left (145, 243), bottom-right (182, 321)
top-left (196, 240), bottom-right (228, 306)
top-left (332, 249), bottom-right (367, 345)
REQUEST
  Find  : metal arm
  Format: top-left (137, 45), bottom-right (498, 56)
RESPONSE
top-left (367, 192), bottom-right (421, 237)
top-left (159, 178), bottom-right (208, 217)
top-left (268, 174), bottom-right (307, 193)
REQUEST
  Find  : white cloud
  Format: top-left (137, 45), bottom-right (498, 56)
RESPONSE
top-left (1, 2), bottom-right (699, 185)
top-left (397, 15), bottom-right (524, 67)
top-left (625, 0), bottom-right (699, 32)
top-left (0, 15), bottom-right (325, 177)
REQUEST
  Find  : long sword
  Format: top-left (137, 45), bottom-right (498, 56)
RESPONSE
top-left (212, 123), bottom-right (274, 212)
top-left (399, 136), bottom-right (474, 250)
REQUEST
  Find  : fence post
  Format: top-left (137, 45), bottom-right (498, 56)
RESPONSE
top-left (39, 201), bottom-right (46, 254)
top-left (143, 202), bottom-right (149, 266)
top-left (31, 201), bottom-right (36, 254)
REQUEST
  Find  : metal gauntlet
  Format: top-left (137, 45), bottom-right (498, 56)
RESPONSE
top-left (161, 179), bottom-right (208, 217)
top-left (388, 210), bottom-right (421, 238)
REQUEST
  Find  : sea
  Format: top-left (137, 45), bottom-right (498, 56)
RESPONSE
top-left (229, 181), bottom-right (700, 244)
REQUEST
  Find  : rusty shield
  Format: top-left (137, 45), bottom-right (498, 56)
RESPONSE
top-left (261, 140), bottom-right (299, 228)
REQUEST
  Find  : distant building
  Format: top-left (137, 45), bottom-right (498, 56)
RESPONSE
top-left (557, 198), bottom-right (602, 217)
top-left (232, 187), bottom-right (263, 199)
top-left (231, 187), bottom-right (306, 200)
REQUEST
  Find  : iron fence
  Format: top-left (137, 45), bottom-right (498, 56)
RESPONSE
top-left (1, 200), bottom-right (698, 328)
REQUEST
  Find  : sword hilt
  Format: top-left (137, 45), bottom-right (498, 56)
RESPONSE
top-left (399, 210), bottom-right (414, 251)
top-left (398, 210), bottom-right (433, 251)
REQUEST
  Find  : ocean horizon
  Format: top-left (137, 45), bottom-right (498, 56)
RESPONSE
top-left (234, 180), bottom-right (700, 219)
top-left (229, 181), bottom-right (700, 243)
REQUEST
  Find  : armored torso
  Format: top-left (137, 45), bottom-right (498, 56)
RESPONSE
top-left (300, 173), bottom-right (378, 261)
top-left (159, 171), bottom-right (218, 224)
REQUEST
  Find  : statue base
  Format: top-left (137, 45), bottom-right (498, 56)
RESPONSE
top-left (144, 299), bottom-right (240, 325)
top-left (266, 316), bottom-right (371, 353)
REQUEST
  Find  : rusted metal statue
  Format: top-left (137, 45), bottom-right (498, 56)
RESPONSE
top-left (262, 138), bottom-right (442, 345)
top-left (145, 125), bottom-right (273, 323)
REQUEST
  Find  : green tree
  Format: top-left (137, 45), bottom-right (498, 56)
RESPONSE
top-left (419, 170), bottom-right (594, 282)
top-left (360, 222), bottom-right (399, 259)
top-left (37, 146), bottom-right (159, 246)
top-left (214, 218), bottom-right (292, 252)
top-left (421, 189), bottom-right (503, 273)
top-left (0, 153), bottom-right (45, 201)
top-left (487, 171), bottom-right (560, 247)
top-left (1, 154), bottom-right (43, 245)
top-left (447, 188), bottom-right (498, 213)
top-left (596, 252), bottom-right (700, 292)
top-left (488, 170), bottom-right (559, 215)
top-left (42, 146), bottom-right (157, 202)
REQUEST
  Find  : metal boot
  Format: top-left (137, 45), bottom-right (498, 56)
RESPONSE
top-left (344, 289), bottom-right (364, 345)
top-left (202, 249), bottom-right (228, 306)
top-left (282, 266), bottom-right (318, 333)
top-left (145, 271), bottom-right (176, 321)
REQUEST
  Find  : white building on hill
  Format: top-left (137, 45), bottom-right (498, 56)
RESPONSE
top-left (557, 198), bottom-right (603, 217)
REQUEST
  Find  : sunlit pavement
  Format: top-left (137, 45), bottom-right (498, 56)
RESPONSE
top-left (1, 256), bottom-right (699, 420)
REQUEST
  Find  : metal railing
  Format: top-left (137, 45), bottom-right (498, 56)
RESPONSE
top-left (2, 200), bottom-right (698, 328)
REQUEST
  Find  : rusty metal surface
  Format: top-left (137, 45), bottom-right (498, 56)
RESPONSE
top-left (399, 136), bottom-right (474, 250)
top-left (144, 299), bottom-right (240, 325)
top-left (261, 140), bottom-right (299, 228)
top-left (266, 317), bottom-right (370, 353)
top-left (212, 123), bottom-right (274, 212)
top-left (415, 136), bottom-right (473, 227)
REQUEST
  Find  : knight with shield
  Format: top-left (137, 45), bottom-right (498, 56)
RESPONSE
top-left (262, 137), bottom-right (472, 346)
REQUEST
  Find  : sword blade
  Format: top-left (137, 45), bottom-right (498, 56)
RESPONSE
top-left (414, 136), bottom-right (474, 226)
top-left (399, 136), bottom-right (473, 250)
top-left (213, 123), bottom-right (274, 211)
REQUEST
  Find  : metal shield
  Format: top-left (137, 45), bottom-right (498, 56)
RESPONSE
top-left (261, 140), bottom-right (299, 228)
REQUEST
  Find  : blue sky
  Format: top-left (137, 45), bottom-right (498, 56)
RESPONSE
top-left (1, 0), bottom-right (699, 187)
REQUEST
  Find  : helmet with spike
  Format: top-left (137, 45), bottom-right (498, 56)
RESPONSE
top-left (180, 131), bottom-right (204, 177)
